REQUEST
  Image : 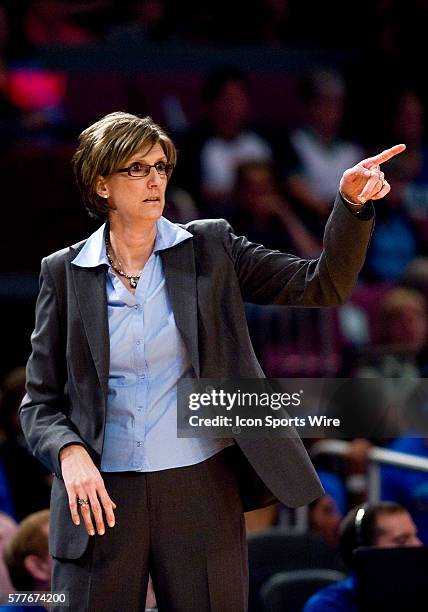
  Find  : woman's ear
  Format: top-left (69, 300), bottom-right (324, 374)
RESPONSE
top-left (95, 176), bottom-right (109, 199)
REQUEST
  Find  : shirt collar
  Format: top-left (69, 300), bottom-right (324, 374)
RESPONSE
top-left (71, 217), bottom-right (193, 268)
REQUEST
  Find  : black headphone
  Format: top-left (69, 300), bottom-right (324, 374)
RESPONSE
top-left (354, 503), bottom-right (370, 547)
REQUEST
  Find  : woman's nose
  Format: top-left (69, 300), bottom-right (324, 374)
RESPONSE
top-left (147, 166), bottom-right (162, 186)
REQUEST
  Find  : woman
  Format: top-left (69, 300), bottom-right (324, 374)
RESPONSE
top-left (19, 111), bottom-right (403, 611)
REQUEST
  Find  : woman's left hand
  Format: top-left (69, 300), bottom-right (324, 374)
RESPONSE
top-left (340, 143), bottom-right (406, 206)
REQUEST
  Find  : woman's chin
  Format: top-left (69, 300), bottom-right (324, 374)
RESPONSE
top-left (140, 201), bottom-right (164, 216)
top-left (134, 202), bottom-right (164, 222)
top-left (110, 201), bottom-right (165, 225)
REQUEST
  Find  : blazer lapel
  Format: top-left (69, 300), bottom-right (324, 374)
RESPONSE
top-left (70, 256), bottom-right (110, 398)
top-left (161, 239), bottom-right (200, 377)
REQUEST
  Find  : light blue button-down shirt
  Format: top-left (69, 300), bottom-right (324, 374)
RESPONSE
top-left (72, 216), bottom-right (232, 472)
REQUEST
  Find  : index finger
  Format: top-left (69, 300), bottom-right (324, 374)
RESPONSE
top-left (363, 143), bottom-right (406, 168)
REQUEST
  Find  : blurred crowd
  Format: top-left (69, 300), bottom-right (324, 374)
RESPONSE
top-left (0, 0), bottom-right (425, 54)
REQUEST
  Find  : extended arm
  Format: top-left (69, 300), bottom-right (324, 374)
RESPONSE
top-left (223, 144), bottom-right (405, 305)
top-left (222, 192), bottom-right (374, 305)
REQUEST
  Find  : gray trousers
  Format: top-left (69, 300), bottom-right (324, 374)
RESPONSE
top-left (52, 447), bottom-right (248, 611)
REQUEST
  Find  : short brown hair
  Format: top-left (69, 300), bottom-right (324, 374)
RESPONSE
top-left (72, 112), bottom-right (177, 220)
top-left (3, 510), bottom-right (49, 591)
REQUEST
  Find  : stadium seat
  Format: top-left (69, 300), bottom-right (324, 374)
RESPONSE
top-left (260, 568), bottom-right (347, 612)
top-left (247, 529), bottom-right (344, 612)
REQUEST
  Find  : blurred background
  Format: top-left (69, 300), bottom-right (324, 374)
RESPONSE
top-left (2, 1), bottom-right (428, 609)
top-left (1, 0), bottom-right (428, 380)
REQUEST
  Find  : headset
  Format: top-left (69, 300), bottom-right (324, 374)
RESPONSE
top-left (354, 503), bottom-right (370, 547)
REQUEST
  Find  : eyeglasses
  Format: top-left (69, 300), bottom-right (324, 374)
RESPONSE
top-left (116, 161), bottom-right (174, 178)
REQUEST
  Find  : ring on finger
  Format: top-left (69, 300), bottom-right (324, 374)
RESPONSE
top-left (77, 497), bottom-right (90, 506)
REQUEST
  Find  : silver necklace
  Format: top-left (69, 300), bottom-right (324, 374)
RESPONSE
top-left (105, 236), bottom-right (140, 289)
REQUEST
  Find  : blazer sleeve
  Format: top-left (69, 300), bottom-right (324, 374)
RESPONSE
top-left (19, 257), bottom-right (86, 477)
top-left (220, 193), bottom-right (374, 306)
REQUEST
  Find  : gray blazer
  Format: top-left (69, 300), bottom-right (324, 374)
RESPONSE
top-left (20, 194), bottom-right (374, 559)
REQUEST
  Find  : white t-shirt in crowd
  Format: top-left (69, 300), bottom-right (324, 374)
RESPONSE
top-left (290, 128), bottom-right (363, 200)
top-left (200, 131), bottom-right (273, 193)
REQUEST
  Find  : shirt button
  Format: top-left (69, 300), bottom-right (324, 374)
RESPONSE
top-left (136, 340), bottom-right (141, 345)
top-left (134, 305), bottom-right (138, 310)
top-left (136, 441), bottom-right (142, 447)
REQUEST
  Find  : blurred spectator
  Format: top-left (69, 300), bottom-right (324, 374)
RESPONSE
top-left (308, 494), bottom-right (342, 549)
top-left (170, 0), bottom-right (255, 46)
top-left (382, 437), bottom-right (428, 545)
top-left (169, 1), bottom-right (219, 45)
top-left (401, 256), bottom-right (428, 299)
top-left (355, 287), bottom-right (428, 378)
top-left (377, 287), bottom-right (427, 355)
top-left (107, 0), bottom-right (174, 44)
top-left (284, 66), bottom-right (364, 234)
top-left (401, 257), bottom-right (428, 371)
top-left (163, 186), bottom-right (200, 224)
top-left (0, 6), bottom-right (27, 145)
top-left (23, 0), bottom-right (95, 47)
top-left (0, 510), bottom-right (50, 610)
top-left (0, 4), bottom-right (68, 146)
top-left (348, 287), bottom-right (428, 455)
top-left (362, 158), bottom-right (426, 282)
top-left (0, 367), bottom-right (27, 441)
top-left (244, 504), bottom-right (279, 534)
top-left (303, 502), bottom-right (422, 611)
top-left (2, 65), bottom-right (68, 145)
top-left (0, 368), bottom-right (51, 521)
top-left (390, 89), bottom-right (428, 236)
top-left (0, 70), bottom-right (67, 145)
top-left (0, 512), bottom-right (18, 595)
top-left (4, 510), bottom-right (50, 591)
top-left (175, 65), bottom-right (273, 214)
top-left (308, 470), bottom-right (345, 548)
top-left (229, 160), bottom-right (321, 256)
top-left (246, 469), bottom-right (344, 542)
top-left (0, 5), bottom-right (9, 68)
top-left (247, 0), bottom-right (294, 47)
